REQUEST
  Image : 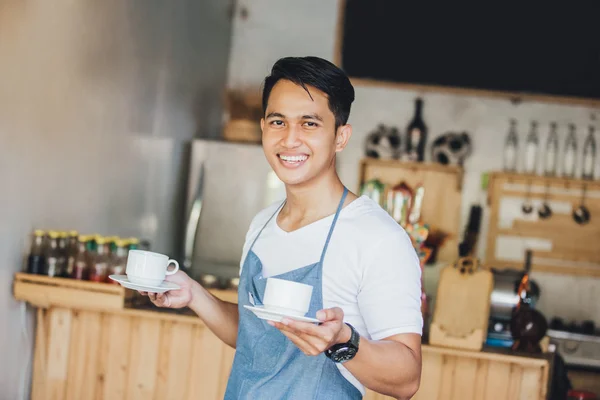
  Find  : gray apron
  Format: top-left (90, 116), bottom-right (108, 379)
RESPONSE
top-left (224, 187), bottom-right (362, 399)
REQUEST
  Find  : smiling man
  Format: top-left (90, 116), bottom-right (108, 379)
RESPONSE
top-left (143, 56), bottom-right (423, 399)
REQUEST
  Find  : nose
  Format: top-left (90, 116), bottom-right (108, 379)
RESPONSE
top-left (281, 125), bottom-right (301, 148)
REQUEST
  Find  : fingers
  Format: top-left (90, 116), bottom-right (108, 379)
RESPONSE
top-left (278, 328), bottom-right (323, 356)
top-left (147, 292), bottom-right (171, 307)
top-left (282, 319), bottom-right (327, 338)
top-left (317, 307), bottom-right (343, 322)
top-left (272, 321), bottom-right (334, 355)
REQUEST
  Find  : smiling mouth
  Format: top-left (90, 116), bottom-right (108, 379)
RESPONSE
top-left (277, 154), bottom-right (309, 167)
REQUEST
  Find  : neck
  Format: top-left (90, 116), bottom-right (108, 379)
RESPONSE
top-left (282, 167), bottom-right (346, 222)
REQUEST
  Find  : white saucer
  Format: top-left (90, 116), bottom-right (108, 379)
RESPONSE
top-left (109, 275), bottom-right (180, 294)
top-left (243, 305), bottom-right (321, 324)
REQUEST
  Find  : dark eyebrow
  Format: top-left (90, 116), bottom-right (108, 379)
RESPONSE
top-left (266, 112), bottom-right (285, 119)
top-left (302, 113), bottom-right (323, 122)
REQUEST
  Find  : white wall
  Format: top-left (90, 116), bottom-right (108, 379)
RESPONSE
top-left (0, 1), bottom-right (231, 398)
top-left (226, 0), bottom-right (600, 325)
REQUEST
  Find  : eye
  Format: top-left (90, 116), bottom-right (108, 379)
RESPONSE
top-left (269, 120), bottom-right (285, 127)
top-left (303, 121), bottom-right (319, 128)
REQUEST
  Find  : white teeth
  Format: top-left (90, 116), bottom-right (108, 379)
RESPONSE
top-left (280, 155), bottom-right (308, 162)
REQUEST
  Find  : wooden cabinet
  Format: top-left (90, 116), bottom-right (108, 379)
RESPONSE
top-left (31, 307), bottom-right (235, 400)
top-left (17, 274), bottom-right (550, 400)
top-left (30, 305), bottom-right (550, 400)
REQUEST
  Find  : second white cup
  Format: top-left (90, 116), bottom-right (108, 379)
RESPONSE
top-left (263, 277), bottom-right (313, 317)
top-left (126, 250), bottom-right (179, 286)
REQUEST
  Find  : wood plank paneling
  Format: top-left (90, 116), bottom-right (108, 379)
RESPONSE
top-left (186, 324), bottom-right (227, 400)
top-left (101, 314), bottom-right (132, 400)
top-left (520, 367), bottom-right (543, 400)
top-left (125, 317), bottom-right (162, 400)
top-left (413, 352), bottom-right (443, 400)
top-left (155, 321), bottom-right (194, 400)
top-left (45, 308), bottom-right (72, 400)
top-left (438, 355), bottom-right (456, 396)
top-left (219, 344), bottom-right (237, 398)
top-left (31, 308), bottom-right (47, 400)
top-left (484, 361), bottom-right (511, 399)
top-left (473, 360), bottom-right (489, 399)
top-left (95, 313), bottom-right (108, 399)
top-left (507, 364), bottom-right (524, 399)
top-left (30, 306), bottom-right (551, 400)
top-left (65, 311), bottom-right (102, 400)
top-left (451, 357), bottom-right (479, 400)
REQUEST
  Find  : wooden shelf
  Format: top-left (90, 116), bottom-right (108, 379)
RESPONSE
top-left (13, 272), bottom-right (239, 313)
top-left (358, 158), bottom-right (464, 263)
top-left (485, 171), bottom-right (600, 277)
top-left (13, 272), bottom-right (132, 311)
top-left (358, 158), bottom-right (463, 190)
top-left (487, 171), bottom-right (600, 206)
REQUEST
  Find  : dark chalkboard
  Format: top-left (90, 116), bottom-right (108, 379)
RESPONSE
top-left (337, 1), bottom-right (600, 103)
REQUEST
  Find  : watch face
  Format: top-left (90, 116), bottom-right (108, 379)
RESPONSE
top-left (331, 346), bottom-right (357, 363)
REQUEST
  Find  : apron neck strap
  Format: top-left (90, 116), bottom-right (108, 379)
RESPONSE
top-left (319, 187), bottom-right (348, 265)
top-left (248, 186), bottom-right (349, 260)
top-left (248, 200), bottom-right (285, 251)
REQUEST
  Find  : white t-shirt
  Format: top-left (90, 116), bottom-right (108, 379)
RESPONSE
top-left (239, 195), bottom-right (423, 395)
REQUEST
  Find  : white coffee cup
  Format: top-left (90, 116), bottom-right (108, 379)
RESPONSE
top-left (263, 277), bottom-right (313, 317)
top-left (126, 250), bottom-right (179, 286)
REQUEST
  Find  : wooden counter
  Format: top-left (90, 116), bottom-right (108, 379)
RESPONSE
top-left (14, 273), bottom-right (551, 400)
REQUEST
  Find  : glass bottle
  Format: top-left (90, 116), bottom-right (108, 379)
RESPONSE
top-left (523, 121), bottom-right (539, 175)
top-left (404, 98), bottom-right (428, 162)
top-left (563, 124), bottom-right (577, 178)
top-left (503, 119), bottom-right (519, 172)
top-left (582, 125), bottom-right (596, 180)
top-left (107, 239), bottom-right (128, 282)
top-left (544, 122), bottom-right (559, 176)
top-left (56, 232), bottom-right (68, 277)
top-left (89, 236), bottom-right (109, 283)
top-left (126, 237), bottom-right (140, 252)
top-left (65, 230), bottom-right (79, 278)
top-left (44, 231), bottom-right (60, 277)
top-left (26, 230), bottom-right (46, 274)
top-left (71, 236), bottom-right (89, 280)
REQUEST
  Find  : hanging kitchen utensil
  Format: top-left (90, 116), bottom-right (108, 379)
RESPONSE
top-left (522, 179), bottom-right (533, 214)
top-left (573, 183), bottom-right (590, 225)
top-left (538, 180), bottom-right (552, 219)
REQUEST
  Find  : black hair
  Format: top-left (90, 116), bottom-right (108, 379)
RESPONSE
top-left (261, 56), bottom-right (355, 129)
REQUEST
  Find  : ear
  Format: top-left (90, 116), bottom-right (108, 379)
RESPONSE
top-left (335, 124), bottom-right (352, 153)
top-left (260, 118), bottom-right (265, 132)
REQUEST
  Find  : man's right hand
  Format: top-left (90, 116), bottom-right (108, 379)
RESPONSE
top-left (139, 270), bottom-right (194, 309)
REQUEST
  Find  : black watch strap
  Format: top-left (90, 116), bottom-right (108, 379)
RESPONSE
top-left (325, 323), bottom-right (360, 362)
top-left (346, 323), bottom-right (360, 349)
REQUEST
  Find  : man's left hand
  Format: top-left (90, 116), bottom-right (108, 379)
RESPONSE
top-left (268, 307), bottom-right (351, 356)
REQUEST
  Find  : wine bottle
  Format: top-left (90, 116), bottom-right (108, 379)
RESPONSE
top-left (543, 122), bottom-right (559, 176)
top-left (523, 121), bottom-right (539, 174)
top-left (582, 125), bottom-right (596, 180)
top-left (503, 119), bottom-right (519, 172)
top-left (405, 98), bottom-right (427, 162)
top-left (563, 124), bottom-right (577, 178)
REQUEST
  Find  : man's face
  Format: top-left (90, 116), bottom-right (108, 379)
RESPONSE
top-left (261, 79), bottom-right (351, 187)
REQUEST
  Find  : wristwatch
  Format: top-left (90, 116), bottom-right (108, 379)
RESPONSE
top-left (325, 323), bottom-right (360, 363)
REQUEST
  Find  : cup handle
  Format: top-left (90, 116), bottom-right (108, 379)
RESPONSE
top-left (166, 259), bottom-right (179, 275)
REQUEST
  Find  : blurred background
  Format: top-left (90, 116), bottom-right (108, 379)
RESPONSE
top-left (2, 1), bottom-right (600, 399)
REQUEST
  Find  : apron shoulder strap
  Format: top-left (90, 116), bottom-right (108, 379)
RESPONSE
top-left (319, 187), bottom-right (348, 265)
top-left (248, 200), bottom-right (285, 252)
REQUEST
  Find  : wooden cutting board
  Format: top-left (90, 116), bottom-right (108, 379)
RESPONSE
top-left (430, 257), bottom-right (494, 351)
